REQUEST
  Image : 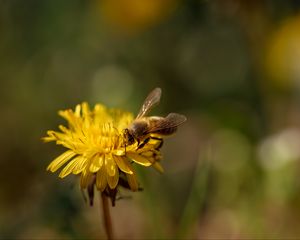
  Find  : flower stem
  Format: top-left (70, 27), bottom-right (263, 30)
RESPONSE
top-left (101, 192), bottom-right (114, 240)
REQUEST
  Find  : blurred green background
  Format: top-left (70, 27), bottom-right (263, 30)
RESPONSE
top-left (2, 0), bottom-right (300, 239)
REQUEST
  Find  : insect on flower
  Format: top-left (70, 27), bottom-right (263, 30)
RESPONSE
top-left (124, 88), bottom-right (187, 150)
top-left (43, 87), bottom-right (186, 207)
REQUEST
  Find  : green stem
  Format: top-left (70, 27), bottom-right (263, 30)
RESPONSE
top-left (101, 192), bottom-right (114, 240)
top-left (177, 145), bottom-right (211, 238)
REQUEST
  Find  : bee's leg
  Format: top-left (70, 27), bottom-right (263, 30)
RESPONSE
top-left (137, 137), bottom-right (150, 150)
top-left (149, 136), bottom-right (163, 149)
top-left (137, 136), bottom-right (163, 150)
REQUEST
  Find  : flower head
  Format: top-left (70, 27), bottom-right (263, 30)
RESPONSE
top-left (43, 102), bottom-right (163, 199)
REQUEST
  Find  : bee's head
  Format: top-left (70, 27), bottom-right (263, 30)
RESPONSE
top-left (124, 120), bottom-right (148, 146)
top-left (123, 128), bottom-right (135, 145)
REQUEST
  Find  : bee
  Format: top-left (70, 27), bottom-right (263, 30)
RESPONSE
top-left (124, 87), bottom-right (187, 149)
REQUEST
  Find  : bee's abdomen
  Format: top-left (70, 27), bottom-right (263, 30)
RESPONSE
top-left (156, 127), bottom-right (177, 135)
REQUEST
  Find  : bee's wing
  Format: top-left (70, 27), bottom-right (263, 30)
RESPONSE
top-left (145, 113), bottom-right (187, 133)
top-left (136, 88), bottom-right (162, 119)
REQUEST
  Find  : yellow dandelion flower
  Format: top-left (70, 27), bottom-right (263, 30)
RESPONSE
top-left (43, 102), bottom-right (164, 197)
top-left (44, 88), bottom-right (186, 208)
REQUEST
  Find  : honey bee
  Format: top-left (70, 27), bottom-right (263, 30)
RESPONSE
top-left (124, 88), bottom-right (187, 149)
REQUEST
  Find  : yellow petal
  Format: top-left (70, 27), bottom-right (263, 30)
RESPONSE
top-left (82, 102), bottom-right (91, 116)
top-left (47, 150), bottom-right (76, 172)
top-left (42, 136), bottom-right (55, 142)
top-left (42, 130), bottom-right (57, 142)
top-left (96, 166), bottom-right (107, 191)
top-left (113, 155), bottom-right (133, 174)
top-left (139, 151), bottom-right (153, 157)
top-left (107, 167), bottom-right (119, 189)
top-left (80, 168), bottom-right (93, 189)
top-left (105, 155), bottom-right (117, 176)
top-left (58, 125), bottom-right (70, 134)
top-left (126, 173), bottom-right (139, 191)
top-left (75, 104), bottom-right (81, 117)
top-left (90, 154), bottom-right (104, 173)
top-left (72, 156), bottom-right (87, 174)
top-left (126, 152), bottom-right (152, 166)
top-left (58, 110), bottom-right (71, 122)
top-left (152, 162), bottom-right (164, 173)
top-left (59, 158), bottom-right (79, 178)
top-left (114, 149), bottom-right (125, 156)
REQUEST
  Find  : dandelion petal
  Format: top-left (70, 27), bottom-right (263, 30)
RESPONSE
top-left (107, 167), bottom-right (119, 189)
top-left (47, 150), bottom-right (76, 172)
top-left (126, 172), bottom-right (139, 191)
top-left (152, 162), bottom-right (164, 173)
top-left (126, 152), bottom-right (152, 166)
top-left (90, 154), bottom-right (104, 173)
top-left (105, 155), bottom-right (117, 176)
top-left (59, 158), bottom-right (79, 178)
top-left (75, 104), bottom-right (81, 117)
top-left (96, 166), bottom-right (107, 191)
top-left (113, 155), bottom-right (133, 174)
top-left (80, 169), bottom-right (93, 189)
top-left (72, 156), bottom-right (87, 174)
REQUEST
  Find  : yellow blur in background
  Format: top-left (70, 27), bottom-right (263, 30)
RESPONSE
top-left (266, 13), bottom-right (300, 91)
top-left (98, 0), bottom-right (178, 34)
